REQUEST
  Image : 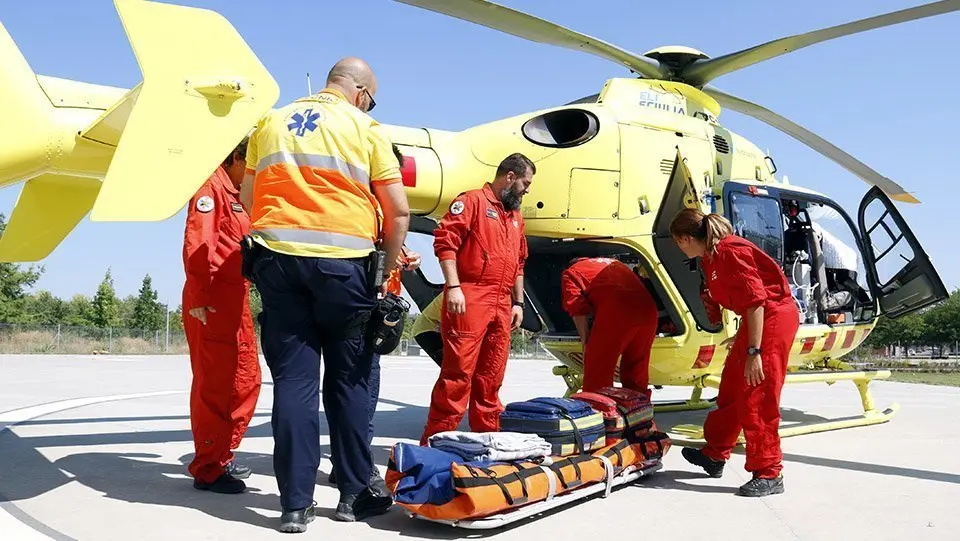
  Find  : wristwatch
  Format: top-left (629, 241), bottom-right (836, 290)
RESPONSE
top-left (512, 300), bottom-right (525, 308)
top-left (747, 346), bottom-right (762, 356)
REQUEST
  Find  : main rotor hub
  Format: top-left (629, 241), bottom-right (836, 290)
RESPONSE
top-left (643, 46), bottom-right (710, 79)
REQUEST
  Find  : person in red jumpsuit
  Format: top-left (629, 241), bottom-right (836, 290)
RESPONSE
top-left (182, 137), bottom-right (262, 494)
top-left (419, 153), bottom-right (535, 445)
top-left (669, 207), bottom-right (800, 497)
top-left (560, 257), bottom-right (659, 398)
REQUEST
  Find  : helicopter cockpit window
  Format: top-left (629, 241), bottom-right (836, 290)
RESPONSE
top-left (521, 109), bottom-right (600, 148)
top-left (730, 192), bottom-right (783, 263)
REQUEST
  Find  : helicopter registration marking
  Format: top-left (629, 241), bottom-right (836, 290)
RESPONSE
top-left (638, 89), bottom-right (686, 116)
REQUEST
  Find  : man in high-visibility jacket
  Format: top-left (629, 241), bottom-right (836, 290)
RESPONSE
top-left (240, 57), bottom-right (410, 533)
top-left (419, 153), bottom-right (535, 445)
top-left (181, 138), bottom-right (261, 495)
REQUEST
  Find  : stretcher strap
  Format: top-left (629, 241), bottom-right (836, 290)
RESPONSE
top-left (477, 466), bottom-right (519, 506)
top-left (538, 464), bottom-right (558, 502)
top-left (508, 463), bottom-right (531, 505)
top-left (598, 455), bottom-right (615, 499)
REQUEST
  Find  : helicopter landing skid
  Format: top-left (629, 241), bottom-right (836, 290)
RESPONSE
top-left (666, 361), bottom-right (899, 446)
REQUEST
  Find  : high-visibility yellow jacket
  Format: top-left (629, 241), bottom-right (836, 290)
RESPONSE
top-left (245, 88), bottom-right (401, 258)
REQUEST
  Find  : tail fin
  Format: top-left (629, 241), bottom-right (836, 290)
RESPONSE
top-left (0, 21), bottom-right (52, 185)
top-left (0, 175), bottom-right (100, 262)
top-left (87, 0), bottom-right (280, 221)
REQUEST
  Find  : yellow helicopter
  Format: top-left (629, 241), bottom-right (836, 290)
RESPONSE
top-left (384, 0), bottom-right (955, 442)
top-left (0, 0), bottom-right (954, 444)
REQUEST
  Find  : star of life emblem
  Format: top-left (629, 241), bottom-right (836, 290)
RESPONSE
top-left (450, 200), bottom-right (465, 215)
top-left (196, 195), bottom-right (214, 213)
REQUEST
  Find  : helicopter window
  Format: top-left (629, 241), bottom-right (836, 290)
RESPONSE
top-left (521, 109), bottom-right (600, 148)
top-left (730, 192), bottom-right (783, 263)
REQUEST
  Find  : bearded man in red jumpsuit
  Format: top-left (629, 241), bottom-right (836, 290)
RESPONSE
top-left (182, 137), bottom-right (262, 494)
top-left (419, 153), bottom-right (535, 445)
top-left (560, 257), bottom-right (659, 398)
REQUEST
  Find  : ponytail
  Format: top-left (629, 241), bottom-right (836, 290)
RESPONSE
top-left (702, 213), bottom-right (733, 254)
top-left (669, 208), bottom-right (733, 255)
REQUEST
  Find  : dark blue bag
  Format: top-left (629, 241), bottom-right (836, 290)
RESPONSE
top-left (388, 443), bottom-right (475, 505)
top-left (499, 397), bottom-right (606, 456)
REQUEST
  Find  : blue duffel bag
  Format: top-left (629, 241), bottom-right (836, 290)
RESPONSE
top-left (499, 397), bottom-right (606, 456)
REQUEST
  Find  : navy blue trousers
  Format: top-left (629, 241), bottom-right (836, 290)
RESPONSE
top-left (252, 250), bottom-right (377, 511)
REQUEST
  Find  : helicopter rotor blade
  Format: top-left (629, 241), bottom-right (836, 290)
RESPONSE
top-left (682, 0), bottom-right (960, 87)
top-left (393, 0), bottom-right (664, 79)
top-left (702, 85), bottom-right (919, 204)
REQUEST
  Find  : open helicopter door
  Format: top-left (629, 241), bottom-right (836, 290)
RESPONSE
top-left (857, 186), bottom-right (947, 318)
top-left (652, 148), bottom-right (722, 333)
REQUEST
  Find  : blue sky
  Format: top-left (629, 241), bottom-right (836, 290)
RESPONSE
top-left (2, 0), bottom-right (958, 308)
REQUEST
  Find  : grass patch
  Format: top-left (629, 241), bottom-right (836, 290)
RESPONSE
top-left (886, 371), bottom-right (960, 387)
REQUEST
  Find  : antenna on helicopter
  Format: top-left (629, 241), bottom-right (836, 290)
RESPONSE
top-left (306, 72), bottom-right (312, 95)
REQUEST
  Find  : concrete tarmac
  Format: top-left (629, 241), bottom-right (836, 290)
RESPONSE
top-left (1, 353), bottom-right (958, 541)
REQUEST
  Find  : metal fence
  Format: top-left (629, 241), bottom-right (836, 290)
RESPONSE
top-left (0, 323), bottom-right (558, 359)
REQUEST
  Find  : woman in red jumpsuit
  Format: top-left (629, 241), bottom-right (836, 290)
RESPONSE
top-left (670, 208), bottom-right (800, 497)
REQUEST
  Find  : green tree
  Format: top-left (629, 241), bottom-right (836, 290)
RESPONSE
top-left (131, 274), bottom-right (165, 331)
top-left (169, 304), bottom-right (184, 334)
top-left (921, 290), bottom-right (960, 353)
top-left (22, 291), bottom-right (67, 325)
top-left (0, 213), bottom-right (43, 322)
top-left (117, 295), bottom-right (137, 328)
top-left (249, 285), bottom-right (262, 331)
top-left (91, 268), bottom-right (120, 329)
top-left (64, 294), bottom-right (94, 326)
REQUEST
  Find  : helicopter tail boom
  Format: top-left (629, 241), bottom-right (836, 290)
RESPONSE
top-left (0, 21), bottom-right (53, 187)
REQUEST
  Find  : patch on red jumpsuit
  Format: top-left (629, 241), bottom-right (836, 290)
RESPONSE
top-left (485, 208), bottom-right (498, 219)
top-left (196, 196), bottom-right (214, 213)
top-left (450, 200), bottom-right (465, 215)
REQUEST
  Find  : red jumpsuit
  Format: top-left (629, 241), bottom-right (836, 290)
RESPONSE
top-left (561, 258), bottom-right (658, 397)
top-left (181, 166), bottom-right (262, 484)
top-left (420, 184), bottom-right (527, 444)
top-left (699, 235), bottom-right (800, 479)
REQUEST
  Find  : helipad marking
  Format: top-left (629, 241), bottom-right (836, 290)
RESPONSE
top-left (0, 390), bottom-right (182, 541)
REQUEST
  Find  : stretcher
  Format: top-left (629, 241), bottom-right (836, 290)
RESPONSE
top-left (404, 460), bottom-right (663, 529)
top-left (387, 433), bottom-right (670, 530)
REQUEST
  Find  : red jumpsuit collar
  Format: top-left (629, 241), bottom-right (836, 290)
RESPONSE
top-left (483, 183), bottom-right (505, 209)
top-left (211, 166), bottom-right (239, 196)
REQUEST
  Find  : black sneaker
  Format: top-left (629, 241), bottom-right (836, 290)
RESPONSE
top-left (328, 467), bottom-right (386, 494)
top-left (193, 473), bottom-right (246, 494)
top-left (225, 461), bottom-right (251, 480)
top-left (334, 487), bottom-right (393, 522)
top-left (681, 447), bottom-right (725, 478)
top-left (279, 502), bottom-right (316, 533)
top-left (738, 476), bottom-right (784, 497)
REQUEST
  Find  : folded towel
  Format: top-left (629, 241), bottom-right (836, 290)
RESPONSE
top-left (428, 431), bottom-right (553, 462)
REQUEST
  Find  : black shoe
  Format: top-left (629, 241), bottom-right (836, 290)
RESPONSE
top-left (334, 487), bottom-right (393, 522)
top-left (328, 467), bottom-right (385, 494)
top-left (279, 502), bottom-right (316, 533)
top-left (368, 468), bottom-right (389, 498)
top-left (193, 473), bottom-right (246, 494)
top-left (225, 461), bottom-right (251, 480)
top-left (682, 447), bottom-right (725, 478)
top-left (738, 475), bottom-right (784, 497)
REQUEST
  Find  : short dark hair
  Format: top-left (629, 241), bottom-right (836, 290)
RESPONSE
top-left (496, 152), bottom-right (536, 179)
top-left (223, 136), bottom-right (249, 167)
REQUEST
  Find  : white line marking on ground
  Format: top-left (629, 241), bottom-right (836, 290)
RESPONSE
top-left (0, 390), bottom-right (182, 541)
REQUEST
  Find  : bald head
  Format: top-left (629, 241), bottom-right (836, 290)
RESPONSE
top-left (325, 57), bottom-right (379, 112)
